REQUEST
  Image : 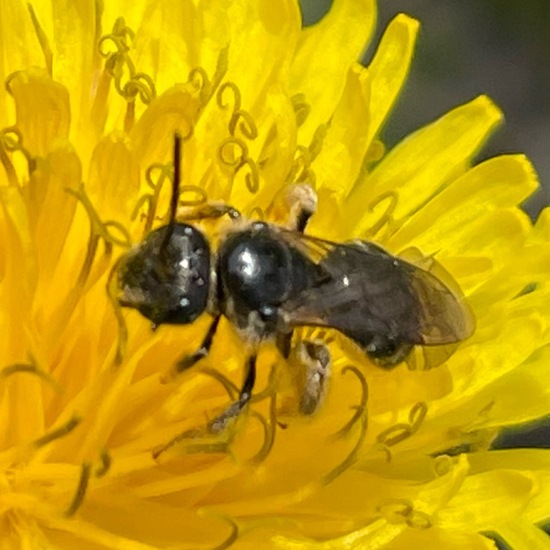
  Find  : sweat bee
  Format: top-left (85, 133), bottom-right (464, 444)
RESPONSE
top-left (115, 134), bottom-right (474, 425)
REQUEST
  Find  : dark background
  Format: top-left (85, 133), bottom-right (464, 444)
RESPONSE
top-left (300, 0), bottom-right (550, 218)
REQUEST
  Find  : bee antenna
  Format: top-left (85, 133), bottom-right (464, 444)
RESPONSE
top-left (159, 133), bottom-right (182, 256)
top-left (170, 132), bottom-right (182, 225)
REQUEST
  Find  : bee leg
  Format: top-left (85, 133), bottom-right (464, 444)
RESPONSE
top-left (277, 333), bottom-right (331, 415)
top-left (286, 183), bottom-right (318, 233)
top-left (294, 340), bottom-right (331, 415)
top-left (367, 336), bottom-right (413, 369)
top-left (208, 354), bottom-right (257, 433)
top-left (177, 202), bottom-right (241, 222)
top-left (267, 183), bottom-right (317, 232)
top-left (276, 331), bottom-right (293, 358)
top-left (175, 315), bottom-right (221, 373)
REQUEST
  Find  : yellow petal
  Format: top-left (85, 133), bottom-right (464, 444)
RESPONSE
top-left (388, 154), bottom-right (538, 253)
top-left (309, 65), bottom-right (371, 235)
top-left (50, 0), bottom-right (99, 137)
top-left (0, 3), bottom-right (47, 92)
top-left (365, 14), bottom-right (419, 146)
top-left (0, 1), bottom-right (548, 548)
top-left (7, 68), bottom-right (70, 156)
top-left (493, 522), bottom-right (550, 550)
top-left (290, 0), bottom-right (376, 144)
top-left (88, 132), bottom-right (140, 222)
top-left (30, 145), bottom-right (81, 280)
top-left (130, 83), bottom-right (201, 168)
top-left (345, 96), bottom-right (503, 237)
top-left (471, 346), bottom-right (550, 428)
top-left (439, 469), bottom-right (535, 530)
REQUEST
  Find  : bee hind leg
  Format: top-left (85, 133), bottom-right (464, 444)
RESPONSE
top-left (277, 332), bottom-right (331, 415)
top-left (294, 340), bottom-right (331, 415)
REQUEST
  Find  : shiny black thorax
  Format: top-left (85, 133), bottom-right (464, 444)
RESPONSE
top-left (217, 222), bottom-right (322, 337)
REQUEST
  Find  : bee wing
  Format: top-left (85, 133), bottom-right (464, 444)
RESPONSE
top-left (405, 258), bottom-right (475, 344)
top-left (277, 235), bottom-right (474, 348)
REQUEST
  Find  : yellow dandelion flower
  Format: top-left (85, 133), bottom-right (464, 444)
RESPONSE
top-left (1, 0), bottom-right (549, 549)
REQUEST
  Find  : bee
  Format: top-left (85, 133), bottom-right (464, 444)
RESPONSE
top-left (115, 134), bottom-right (474, 427)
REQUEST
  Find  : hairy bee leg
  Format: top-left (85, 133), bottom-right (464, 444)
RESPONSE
top-left (294, 340), bottom-right (331, 415)
top-left (286, 183), bottom-right (317, 233)
top-left (273, 182), bottom-right (316, 373)
top-left (277, 333), bottom-right (331, 415)
top-left (208, 354), bottom-right (257, 433)
top-left (175, 315), bottom-right (221, 373)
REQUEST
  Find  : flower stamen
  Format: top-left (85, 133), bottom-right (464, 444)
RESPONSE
top-left (229, 110), bottom-right (258, 140)
top-left (322, 414), bottom-right (368, 486)
top-left (189, 47), bottom-right (229, 108)
top-left (189, 66), bottom-right (210, 96)
top-left (0, 357), bottom-right (60, 393)
top-left (308, 125), bottom-right (327, 162)
top-left (106, 255), bottom-right (128, 365)
top-left (248, 367), bottom-right (278, 463)
top-left (201, 368), bottom-right (239, 399)
top-left (376, 401), bottom-right (428, 448)
top-left (247, 205), bottom-right (265, 220)
top-left (250, 366), bottom-right (278, 404)
top-left (286, 145), bottom-right (316, 188)
top-left (217, 136), bottom-right (260, 194)
top-left (464, 400), bottom-right (495, 431)
top-left (216, 81), bottom-right (260, 194)
top-left (0, 138), bottom-right (18, 186)
top-left (132, 162), bottom-right (173, 234)
top-left (216, 82), bottom-right (258, 138)
top-left (332, 365), bottom-right (369, 438)
top-left (98, 18), bottom-right (156, 130)
top-left (291, 93), bottom-right (311, 128)
top-left (33, 415), bottom-right (81, 449)
top-left (248, 402), bottom-right (276, 464)
top-left (179, 185), bottom-right (208, 207)
top-left (65, 462), bottom-right (91, 517)
top-left (378, 499), bottom-right (432, 529)
top-left (409, 402), bottom-right (428, 430)
top-left (67, 183), bottom-right (131, 288)
top-left (199, 513), bottom-right (240, 550)
top-left (152, 426), bottom-right (231, 461)
top-left (94, 449), bottom-right (111, 478)
top-left (0, 127), bottom-right (35, 182)
top-left (240, 158), bottom-right (260, 194)
top-left (217, 82), bottom-right (242, 114)
top-left (365, 191), bottom-right (398, 238)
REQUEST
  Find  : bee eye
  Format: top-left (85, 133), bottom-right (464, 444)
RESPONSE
top-left (118, 223), bottom-right (210, 325)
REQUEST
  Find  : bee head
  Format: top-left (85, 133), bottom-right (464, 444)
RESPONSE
top-left (116, 133), bottom-right (211, 326)
top-left (117, 223), bottom-right (210, 326)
